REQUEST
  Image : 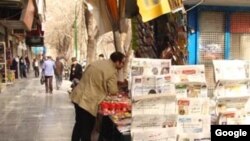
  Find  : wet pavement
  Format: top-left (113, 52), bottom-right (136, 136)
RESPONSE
top-left (0, 74), bottom-right (75, 141)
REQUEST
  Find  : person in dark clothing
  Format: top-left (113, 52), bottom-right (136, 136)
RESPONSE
top-left (32, 58), bottom-right (40, 77)
top-left (10, 56), bottom-right (19, 79)
top-left (25, 55), bottom-right (30, 73)
top-left (19, 57), bottom-right (27, 78)
top-left (69, 57), bottom-right (82, 88)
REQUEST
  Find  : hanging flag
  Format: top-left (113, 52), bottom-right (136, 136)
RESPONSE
top-left (137, 0), bottom-right (171, 22)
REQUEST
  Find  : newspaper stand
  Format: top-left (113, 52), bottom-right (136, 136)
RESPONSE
top-left (172, 65), bottom-right (211, 141)
top-left (130, 58), bottom-right (178, 141)
top-left (212, 60), bottom-right (250, 125)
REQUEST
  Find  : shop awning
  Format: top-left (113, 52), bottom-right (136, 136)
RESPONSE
top-left (184, 0), bottom-right (250, 6)
top-left (25, 36), bottom-right (44, 46)
top-left (0, 0), bottom-right (35, 31)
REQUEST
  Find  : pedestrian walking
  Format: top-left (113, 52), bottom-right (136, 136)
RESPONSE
top-left (70, 51), bottom-right (126, 141)
top-left (19, 56), bottom-right (27, 78)
top-left (10, 56), bottom-right (19, 79)
top-left (25, 55), bottom-right (30, 73)
top-left (54, 57), bottom-right (64, 90)
top-left (42, 56), bottom-right (55, 94)
top-left (69, 57), bottom-right (82, 88)
top-left (32, 57), bottom-right (40, 77)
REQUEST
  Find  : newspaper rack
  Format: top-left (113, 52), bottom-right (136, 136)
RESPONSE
top-left (212, 60), bottom-right (250, 125)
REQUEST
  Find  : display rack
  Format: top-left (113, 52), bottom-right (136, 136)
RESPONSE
top-left (0, 42), bottom-right (7, 84)
top-left (130, 58), bottom-right (178, 141)
top-left (172, 65), bottom-right (211, 140)
top-left (130, 59), bottom-right (211, 141)
top-left (212, 60), bottom-right (250, 125)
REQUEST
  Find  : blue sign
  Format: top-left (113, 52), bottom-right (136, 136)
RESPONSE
top-left (32, 46), bottom-right (44, 55)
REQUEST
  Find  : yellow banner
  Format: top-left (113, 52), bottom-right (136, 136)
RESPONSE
top-left (137, 0), bottom-right (171, 22)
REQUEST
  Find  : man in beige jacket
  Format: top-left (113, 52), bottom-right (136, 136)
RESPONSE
top-left (70, 51), bottom-right (126, 141)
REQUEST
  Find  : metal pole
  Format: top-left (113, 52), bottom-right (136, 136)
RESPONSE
top-left (74, 1), bottom-right (78, 59)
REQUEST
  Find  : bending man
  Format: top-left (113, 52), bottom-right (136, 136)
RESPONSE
top-left (70, 51), bottom-right (126, 141)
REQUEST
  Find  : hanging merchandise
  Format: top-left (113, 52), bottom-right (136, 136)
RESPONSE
top-left (132, 10), bottom-right (188, 64)
top-left (168, 0), bottom-right (184, 13)
top-left (0, 42), bottom-right (6, 83)
top-left (133, 15), bottom-right (157, 58)
top-left (155, 12), bottom-right (187, 65)
top-left (137, 0), bottom-right (171, 22)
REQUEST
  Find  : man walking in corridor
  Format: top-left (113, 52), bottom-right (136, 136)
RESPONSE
top-left (54, 57), bottom-right (64, 90)
top-left (70, 51), bottom-right (126, 141)
top-left (42, 56), bottom-right (55, 94)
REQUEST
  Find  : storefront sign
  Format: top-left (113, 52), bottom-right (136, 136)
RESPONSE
top-left (31, 46), bottom-right (44, 55)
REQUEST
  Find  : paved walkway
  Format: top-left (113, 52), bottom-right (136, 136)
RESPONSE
top-left (0, 74), bottom-right (75, 141)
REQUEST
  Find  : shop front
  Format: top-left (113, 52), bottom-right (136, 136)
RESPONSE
top-left (0, 0), bottom-right (40, 83)
top-left (96, 0), bottom-right (189, 140)
top-left (187, 5), bottom-right (250, 95)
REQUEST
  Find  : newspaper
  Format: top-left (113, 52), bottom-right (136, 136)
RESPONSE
top-left (175, 84), bottom-right (207, 98)
top-left (132, 95), bottom-right (176, 116)
top-left (132, 128), bottom-right (177, 141)
top-left (132, 114), bottom-right (177, 129)
top-left (130, 59), bottom-right (211, 141)
top-left (131, 58), bottom-right (171, 77)
top-left (218, 110), bottom-right (250, 125)
top-left (213, 60), bottom-right (247, 82)
top-left (177, 115), bottom-right (211, 134)
top-left (226, 116), bottom-right (250, 125)
top-left (177, 133), bottom-right (211, 141)
top-left (215, 84), bottom-right (248, 98)
top-left (172, 65), bottom-right (206, 84)
top-left (131, 75), bottom-right (175, 99)
top-left (177, 98), bottom-right (210, 115)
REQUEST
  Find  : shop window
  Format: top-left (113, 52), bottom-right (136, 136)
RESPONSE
top-left (198, 11), bottom-right (225, 96)
top-left (230, 12), bottom-right (250, 60)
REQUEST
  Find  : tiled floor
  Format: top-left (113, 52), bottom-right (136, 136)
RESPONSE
top-left (0, 75), bottom-right (75, 141)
